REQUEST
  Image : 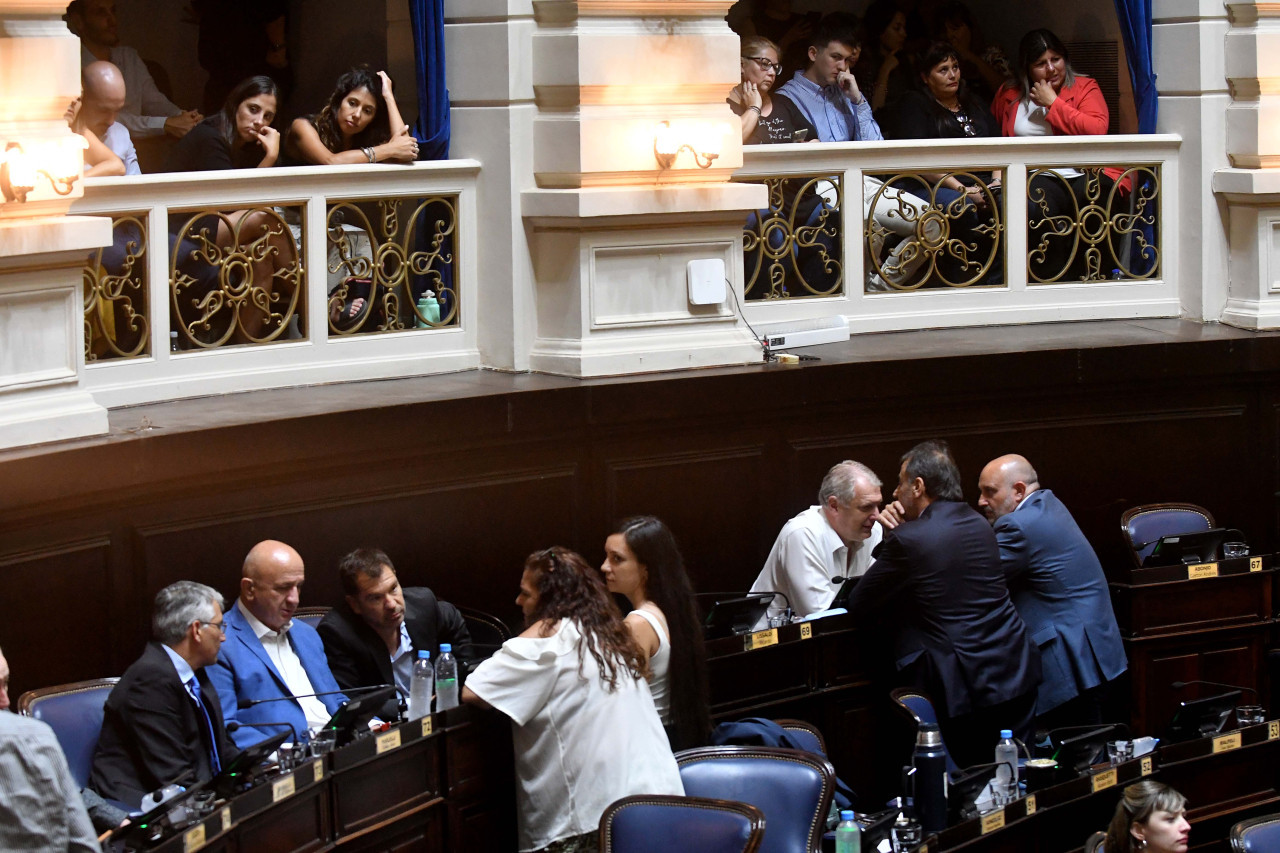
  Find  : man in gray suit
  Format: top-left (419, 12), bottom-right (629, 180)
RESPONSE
top-left (978, 454), bottom-right (1128, 729)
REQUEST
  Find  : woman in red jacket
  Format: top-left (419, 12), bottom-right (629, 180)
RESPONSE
top-left (991, 29), bottom-right (1123, 280)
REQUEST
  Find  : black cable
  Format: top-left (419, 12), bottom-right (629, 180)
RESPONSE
top-left (724, 277), bottom-right (772, 362)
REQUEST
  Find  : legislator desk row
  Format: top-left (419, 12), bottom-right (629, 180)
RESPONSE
top-left (701, 553), bottom-right (1279, 806)
top-left (133, 705), bottom-right (514, 853)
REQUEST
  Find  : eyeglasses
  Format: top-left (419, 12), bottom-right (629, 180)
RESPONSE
top-left (197, 620), bottom-right (225, 634)
top-left (743, 56), bottom-right (783, 74)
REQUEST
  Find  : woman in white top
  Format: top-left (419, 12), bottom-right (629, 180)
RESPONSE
top-left (463, 547), bottom-right (682, 853)
top-left (602, 517), bottom-right (711, 751)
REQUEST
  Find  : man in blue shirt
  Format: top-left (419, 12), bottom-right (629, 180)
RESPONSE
top-left (776, 20), bottom-right (883, 143)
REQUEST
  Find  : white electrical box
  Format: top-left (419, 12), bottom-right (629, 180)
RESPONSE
top-left (687, 259), bottom-right (727, 305)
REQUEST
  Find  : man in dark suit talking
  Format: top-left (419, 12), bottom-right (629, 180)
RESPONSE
top-left (978, 454), bottom-right (1127, 728)
top-left (318, 548), bottom-right (473, 719)
top-left (90, 581), bottom-right (240, 808)
top-left (848, 440), bottom-right (1040, 765)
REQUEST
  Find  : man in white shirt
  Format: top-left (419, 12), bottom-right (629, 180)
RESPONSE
top-left (78, 61), bottom-right (139, 175)
top-left (66, 0), bottom-right (202, 140)
top-left (750, 459), bottom-right (884, 624)
top-left (208, 540), bottom-right (348, 749)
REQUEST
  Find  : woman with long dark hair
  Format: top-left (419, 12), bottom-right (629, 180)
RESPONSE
top-left (602, 516), bottom-right (712, 751)
top-left (285, 66), bottom-right (417, 165)
top-left (463, 547), bottom-right (682, 853)
top-left (164, 75), bottom-right (281, 173)
top-left (1103, 781), bottom-right (1190, 853)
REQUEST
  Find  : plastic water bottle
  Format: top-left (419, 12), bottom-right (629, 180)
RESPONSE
top-left (435, 644), bottom-right (459, 711)
top-left (835, 810), bottom-right (861, 853)
top-left (994, 729), bottom-right (1018, 801)
top-left (912, 722), bottom-right (949, 834)
top-left (408, 650), bottom-right (432, 720)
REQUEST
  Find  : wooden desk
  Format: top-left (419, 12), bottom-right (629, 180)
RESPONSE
top-left (145, 705), bottom-right (514, 853)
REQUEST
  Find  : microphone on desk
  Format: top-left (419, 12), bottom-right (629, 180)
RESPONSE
top-left (1171, 680), bottom-right (1258, 697)
top-left (227, 719), bottom-right (300, 747)
top-left (237, 683), bottom-right (395, 710)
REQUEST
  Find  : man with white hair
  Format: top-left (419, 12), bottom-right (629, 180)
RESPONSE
top-left (89, 581), bottom-right (239, 808)
top-left (750, 459), bottom-right (883, 624)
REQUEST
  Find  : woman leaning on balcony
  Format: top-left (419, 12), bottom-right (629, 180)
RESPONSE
top-left (284, 67), bottom-right (418, 166)
top-left (990, 29), bottom-right (1128, 280)
top-left (163, 76), bottom-right (297, 344)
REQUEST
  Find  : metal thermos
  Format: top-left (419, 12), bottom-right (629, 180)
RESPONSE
top-left (912, 722), bottom-right (948, 835)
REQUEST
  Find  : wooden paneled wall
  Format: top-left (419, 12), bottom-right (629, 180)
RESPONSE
top-left (2, 330), bottom-right (1278, 699)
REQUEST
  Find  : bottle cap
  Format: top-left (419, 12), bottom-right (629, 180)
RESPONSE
top-left (418, 650), bottom-right (430, 660)
top-left (915, 721), bottom-right (943, 748)
top-left (895, 811), bottom-right (909, 826)
top-left (440, 643), bottom-right (452, 653)
top-left (840, 810), bottom-right (855, 821)
top-left (1000, 729), bottom-right (1013, 739)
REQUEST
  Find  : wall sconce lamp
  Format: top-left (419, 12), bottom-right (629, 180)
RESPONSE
top-left (1, 137), bottom-right (87, 203)
top-left (654, 120), bottom-right (729, 170)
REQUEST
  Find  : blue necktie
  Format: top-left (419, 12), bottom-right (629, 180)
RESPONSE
top-left (187, 676), bottom-right (222, 774)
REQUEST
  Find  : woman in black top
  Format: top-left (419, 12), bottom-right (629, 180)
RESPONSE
top-left (728, 36), bottom-right (816, 144)
top-left (164, 77), bottom-right (296, 344)
top-left (285, 66), bottom-right (417, 166)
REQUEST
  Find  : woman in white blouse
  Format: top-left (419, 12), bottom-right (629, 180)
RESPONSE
top-left (462, 547), bottom-right (682, 853)
top-left (602, 516), bottom-right (711, 752)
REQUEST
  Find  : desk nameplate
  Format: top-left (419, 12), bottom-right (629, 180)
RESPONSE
top-left (1251, 557), bottom-right (1264, 572)
top-left (312, 759), bottom-right (324, 784)
top-left (183, 824), bottom-right (206, 853)
top-left (1213, 732), bottom-right (1242, 754)
top-left (422, 716), bottom-right (434, 737)
top-left (1269, 721), bottom-right (1279, 741)
top-left (1187, 563), bottom-right (1219, 580)
top-left (1025, 795), bottom-right (1037, 816)
top-left (376, 730), bottom-right (402, 754)
top-left (980, 810), bottom-right (1005, 834)
top-left (799, 623), bottom-right (812, 640)
top-left (1140, 756), bottom-right (1153, 776)
top-left (1092, 768), bottom-right (1118, 792)
top-left (220, 806), bottom-right (232, 834)
top-left (743, 628), bottom-right (778, 651)
top-left (272, 775), bottom-right (296, 803)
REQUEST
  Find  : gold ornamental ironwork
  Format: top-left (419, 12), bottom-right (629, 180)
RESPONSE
top-left (864, 171), bottom-right (1004, 290)
top-left (1026, 166), bottom-right (1160, 283)
top-left (325, 195), bottom-right (459, 335)
top-left (170, 206), bottom-right (304, 348)
top-left (84, 213), bottom-right (148, 361)
top-left (740, 175), bottom-right (843, 301)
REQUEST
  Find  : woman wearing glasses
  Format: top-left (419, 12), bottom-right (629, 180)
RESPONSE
top-left (728, 36), bottom-right (816, 144)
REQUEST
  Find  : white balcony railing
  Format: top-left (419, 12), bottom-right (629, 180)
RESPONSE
top-left (72, 160), bottom-right (481, 408)
top-left (735, 135), bottom-right (1181, 334)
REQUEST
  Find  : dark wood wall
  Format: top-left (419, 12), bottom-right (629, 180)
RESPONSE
top-left (3, 324), bottom-right (1279, 700)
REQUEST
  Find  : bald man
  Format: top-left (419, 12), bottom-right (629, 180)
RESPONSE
top-left (78, 61), bottom-right (139, 175)
top-left (207, 540), bottom-right (348, 749)
top-left (977, 455), bottom-right (1127, 728)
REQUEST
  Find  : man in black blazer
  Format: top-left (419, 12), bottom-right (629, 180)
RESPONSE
top-left (318, 548), bottom-right (473, 719)
top-left (90, 581), bottom-right (240, 808)
top-left (848, 440), bottom-right (1040, 766)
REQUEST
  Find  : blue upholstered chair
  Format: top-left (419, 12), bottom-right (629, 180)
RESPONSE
top-left (1084, 830), bottom-right (1107, 853)
top-left (774, 719), bottom-right (826, 758)
top-left (599, 794), bottom-right (765, 853)
top-left (1120, 502), bottom-right (1215, 566)
top-left (1232, 813), bottom-right (1280, 852)
top-left (18, 677), bottom-right (119, 789)
top-left (889, 687), bottom-right (960, 774)
top-left (293, 606), bottom-right (329, 630)
top-left (675, 746), bottom-right (834, 853)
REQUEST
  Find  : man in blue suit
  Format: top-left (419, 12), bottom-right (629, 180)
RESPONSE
top-left (978, 455), bottom-right (1128, 728)
top-left (209, 540), bottom-right (347, 748)
top-left (849, 441), bottom-right (1040, 766)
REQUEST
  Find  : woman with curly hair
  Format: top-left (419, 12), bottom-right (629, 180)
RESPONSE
top-left (463, 547), bottom-right (683, 853)
top-left (1103, 781), bottom-right (1190, 853)
top-left (285, 66), bottom-right (417, 165)
top-left (602, 516), bottom-right (711, 751)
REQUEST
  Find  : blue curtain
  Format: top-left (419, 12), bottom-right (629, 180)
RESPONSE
top-left (409, 0), bottom-right (450, 159)
top-left (1113, 0), bottom-right (1157, 133)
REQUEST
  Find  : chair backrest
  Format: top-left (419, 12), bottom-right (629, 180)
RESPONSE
top-left (676, 746), bottom-right (834, 853)
top-left (457, 605), bottom-right (513, 655)
top-left (774, 719), bottom-right (826, 756)
top-left (1232, 813), bottom-right (1280, 852)
top-left (293, 606), bottom-right (330, 630)
top-left (600, 794), bottom-right (765, 853)
top-left (18, 677), bottom-right (119, 789)
top-left (1120, 503), bottom-right (1216, 566)
top-left (1084, 830), bottom-right (1107, 853)
top-left (889, 688), bottom-right (960, 774)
